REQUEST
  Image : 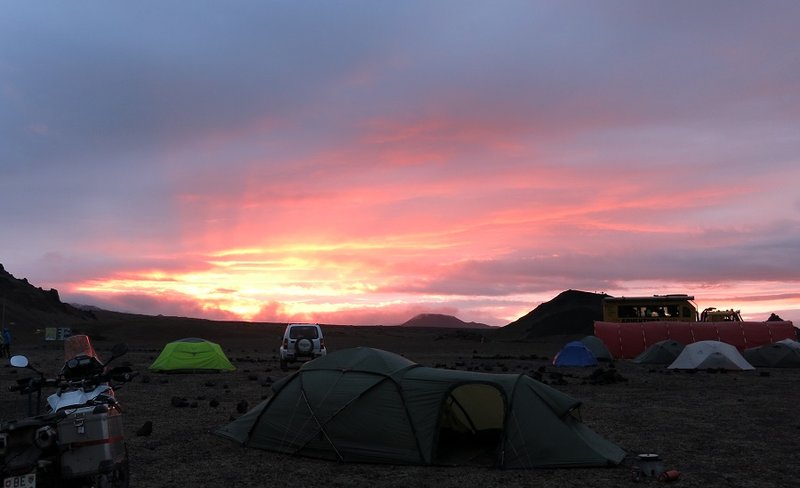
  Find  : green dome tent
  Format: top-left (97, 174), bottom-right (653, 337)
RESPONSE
top-left (580, 335), bottom-right (613, 362)
top-left (149, 338), bottom-right (236, 373)
top-left (633, 340), bottom-right (685, 365)
top-left (215, 347), bottom-right (625, 468)
top-left (743, 339), bottom-right (800, 368)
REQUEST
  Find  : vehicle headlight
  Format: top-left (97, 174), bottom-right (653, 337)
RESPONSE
top-left (35, 425), bottom-right (57, 449)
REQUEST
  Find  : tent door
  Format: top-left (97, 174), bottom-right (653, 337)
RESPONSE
top-left (434, 383), bottom-right (505, 466)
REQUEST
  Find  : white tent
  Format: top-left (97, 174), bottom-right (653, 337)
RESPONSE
top-left (667, 340), bottom-right (754, 370)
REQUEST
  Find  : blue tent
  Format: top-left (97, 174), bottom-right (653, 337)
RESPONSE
top-left (553, 341), bottom-right (598, 367)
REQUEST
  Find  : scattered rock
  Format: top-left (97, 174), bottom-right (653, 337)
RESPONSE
top-left (586, 367), bottom-right (627, 385)
top-left (135, 421), bottom-right (153, 437)
top-left (171, 396), bottom-right (189, 408)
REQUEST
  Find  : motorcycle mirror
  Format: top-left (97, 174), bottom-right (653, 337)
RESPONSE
top-left (10, 355), bottom-right (29, 368)
top-left (110, 343), bottom-right (128, 358)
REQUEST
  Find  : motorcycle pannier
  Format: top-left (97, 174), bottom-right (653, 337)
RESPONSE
top-left (57, 405), bottom-right (126, 478)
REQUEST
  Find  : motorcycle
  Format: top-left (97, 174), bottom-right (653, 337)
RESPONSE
top-left (1, 335), bottom-right (136, 488)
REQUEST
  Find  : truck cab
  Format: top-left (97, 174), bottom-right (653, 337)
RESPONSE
top-left (700, 307), bottom-right (743, 322)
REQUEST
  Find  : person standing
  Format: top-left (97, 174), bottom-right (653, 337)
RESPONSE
top-left (2, 326), bottom-right (11, 358)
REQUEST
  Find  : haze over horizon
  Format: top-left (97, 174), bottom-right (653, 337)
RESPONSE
top-left (2, 2), bottom-right (799, 326)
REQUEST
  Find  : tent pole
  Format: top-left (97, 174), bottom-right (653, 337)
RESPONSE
top-left (300, 388), bottom-right (344, 462)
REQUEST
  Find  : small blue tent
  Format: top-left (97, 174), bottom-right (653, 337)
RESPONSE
top-left (553, 341), bottom-right (598, 367)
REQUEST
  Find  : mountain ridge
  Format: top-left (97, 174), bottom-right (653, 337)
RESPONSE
top-left (1, 263), bottom-right (605, 341)
top-left (398, 313), bottom-right (493, 329)
top-left (496, 289), bottom-right (608, 339)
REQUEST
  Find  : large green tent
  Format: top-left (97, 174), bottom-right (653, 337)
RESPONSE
top-left (215, 347), bottom-right (625, 468)
top-left (149, 338), bottom-right (236, 373)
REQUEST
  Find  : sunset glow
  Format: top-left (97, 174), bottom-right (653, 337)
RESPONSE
top-left (2, 2), bottom-right (799, 326)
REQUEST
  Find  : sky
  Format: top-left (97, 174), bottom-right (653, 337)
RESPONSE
top-left (2, 1), bottom-right (800, 327)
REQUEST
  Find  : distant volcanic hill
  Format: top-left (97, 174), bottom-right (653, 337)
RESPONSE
top-left (399, 313), bottom-right (493, 329)
top-left (497, 289), bottom-right (608, 340)
top-left (0, 263), bottom-right (96, 339)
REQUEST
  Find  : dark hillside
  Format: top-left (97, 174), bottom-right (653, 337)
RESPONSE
top-left (496, 289), bottom-right (607, 340)
top-left (0, 263), bottom-right (97, 341)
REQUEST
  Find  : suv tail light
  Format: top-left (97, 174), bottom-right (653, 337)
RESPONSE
top-left (283, 338), bottom-right (288, 348)
top-left (320, 338), bottom-right (325, 349)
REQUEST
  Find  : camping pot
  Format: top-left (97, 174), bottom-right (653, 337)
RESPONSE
top-left (635, 453), bottom-right (665, 477)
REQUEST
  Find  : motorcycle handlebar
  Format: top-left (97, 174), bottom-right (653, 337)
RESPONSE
top-left (59, 369), bottom-right (138, 388)
top-left (7, 377), bottom-right (59, 394)
top-left (8, 371), bottom-right (137, 395)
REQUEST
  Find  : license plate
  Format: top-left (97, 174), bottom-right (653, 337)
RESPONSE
top-left (3, 472), bottom-right (36, 488)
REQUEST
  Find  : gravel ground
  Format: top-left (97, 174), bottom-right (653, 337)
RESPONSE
top-left (2, 320), bottom-right (798, 488)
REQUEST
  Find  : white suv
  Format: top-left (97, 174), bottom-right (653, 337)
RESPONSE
top-left (279, 323), bottom-right (326, 371)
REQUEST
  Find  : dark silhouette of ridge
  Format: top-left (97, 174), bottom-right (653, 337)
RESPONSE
top-left (1, 261), bottom-right (604, 343)
top-left (0, 263), bottom-right (97, 339)
top-left (399, 313), bottom-right (493, 329)
top-left (497, 289), bottom-right (608, 339)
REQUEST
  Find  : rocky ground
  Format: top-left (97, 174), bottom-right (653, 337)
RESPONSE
top-left (1, 321), bottom-right (798, 488)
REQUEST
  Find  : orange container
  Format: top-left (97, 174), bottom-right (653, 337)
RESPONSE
top-left (658, 469), bottom-right (681, 482)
